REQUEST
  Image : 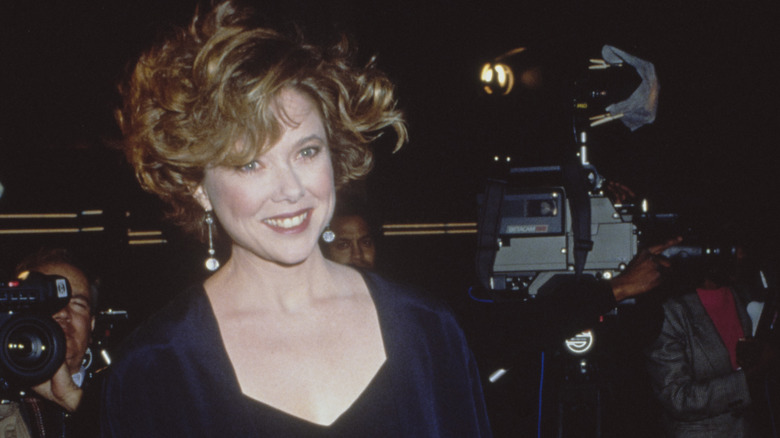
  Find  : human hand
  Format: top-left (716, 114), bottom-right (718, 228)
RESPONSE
top-left (609, 236), bottom-right (682, 302)
top-left (32, 363), bottom-right (83, 412)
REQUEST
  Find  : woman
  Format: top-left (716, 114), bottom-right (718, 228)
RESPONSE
top-left (102, 1), bottom-right (491, 436)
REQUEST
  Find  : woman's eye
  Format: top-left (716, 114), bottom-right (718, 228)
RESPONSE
top-left (300, 146), bottom-right (321, 159)
top-left (239, 160), bottom-right (261, 172)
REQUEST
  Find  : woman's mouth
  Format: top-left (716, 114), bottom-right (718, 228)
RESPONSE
top-left (262, 209), bottom-right (311, 232)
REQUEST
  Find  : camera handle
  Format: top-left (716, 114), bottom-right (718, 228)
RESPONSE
top-left (562, 159), bottom-right (594, 280)
top-left (476, 179), bottom-right (506, 292)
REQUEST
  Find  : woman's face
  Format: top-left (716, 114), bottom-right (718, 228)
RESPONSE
top-left (195, 89), bottom-right (335, 266)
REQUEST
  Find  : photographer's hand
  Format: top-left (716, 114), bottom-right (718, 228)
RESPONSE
top-left (610, 236), bottom-right (682, 302)
top-left (32, 363), bottom-right (83, 412)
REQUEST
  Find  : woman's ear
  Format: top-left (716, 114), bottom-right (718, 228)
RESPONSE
top-left (193, 185), bottom-right (213, 211)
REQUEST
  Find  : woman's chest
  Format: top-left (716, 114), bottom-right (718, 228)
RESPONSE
top-left (218, 303), bottom-right (387, 425)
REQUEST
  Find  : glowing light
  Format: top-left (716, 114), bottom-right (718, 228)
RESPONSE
top-left (565, 330), bottom-right (595, 355)
top-left (0, 228), bottom-right (80, 235)
top-left (480, 62), bottom-right (515, 95)
top-left (127, 230), bottom-right (163, 237)
top-left (489, 368), bottom-right (507, 383)
top-left (382, 222), bottom-right (477, 236)
top-left (480, 47), bottom-right (529, 96)
top-left (128, 239), bottom-right (168, 245)
top-left (383, 222), bottom-right (477, 229)
top-left (0, 227), bottom-right (103, 235)
top-left (0, 213), bottom-right (78, 219)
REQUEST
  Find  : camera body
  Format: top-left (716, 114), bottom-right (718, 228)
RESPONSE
top-left (0, 272), bottom-right (70, 392)
top-left (492, 186), bottom-right (635, 296)
top-left (478, 164), bottom-right (637, 297)
top-left (476, 162), bottom-right (737, 298)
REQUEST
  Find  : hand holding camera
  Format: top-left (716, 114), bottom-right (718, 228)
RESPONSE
top-left (0, 272), bottom-right (70, 394)
top-left (610, 236), bottom-right (682, 302)
top-left (31, 362), bottom-right (84, 412)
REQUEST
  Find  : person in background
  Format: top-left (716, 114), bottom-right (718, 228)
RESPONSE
top-left (322, 203), bottom-right (377, 270)
top-left (9, 247), bottom-right (101, 438)
top-left (645, 249), bottom-right (777, 437)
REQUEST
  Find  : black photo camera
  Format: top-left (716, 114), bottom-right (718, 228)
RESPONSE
top-left (0, 272), bottom-right (70, 391)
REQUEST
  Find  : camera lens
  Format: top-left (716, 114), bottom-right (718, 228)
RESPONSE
top-left (0, 314), bottom-right (66, 386)
top-left (8, 325), bottom-right (49, 365)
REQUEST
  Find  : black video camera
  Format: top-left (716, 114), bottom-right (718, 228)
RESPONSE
top-left (0, 272), bottom-right (70, 391)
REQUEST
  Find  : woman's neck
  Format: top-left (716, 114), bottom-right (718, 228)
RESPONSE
top-left (204, 246), bottom-right (343, 313)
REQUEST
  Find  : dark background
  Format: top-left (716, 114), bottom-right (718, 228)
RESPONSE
top-left (2, 0), bottom-right (777, 296)
top-left (1, 1), bottom-right (778, 436)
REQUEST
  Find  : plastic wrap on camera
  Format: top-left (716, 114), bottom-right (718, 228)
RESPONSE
top-left (601, 45), bottom-right (659, 131)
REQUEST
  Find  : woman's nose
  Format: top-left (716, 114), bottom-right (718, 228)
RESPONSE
top-left (272, 166), bottom-right (305, 202)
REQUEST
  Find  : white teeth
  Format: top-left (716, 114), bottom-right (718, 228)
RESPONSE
top-left (264, 211), bottom-right (308, 229)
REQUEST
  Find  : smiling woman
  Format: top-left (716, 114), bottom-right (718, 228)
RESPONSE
top-left (193, 90), bottom-right (336, 267)
top-left (103, 1), bottom-right (492, 437)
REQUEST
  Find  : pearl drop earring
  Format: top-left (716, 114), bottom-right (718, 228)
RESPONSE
top-left (204, 211), bottom-right (220, 271)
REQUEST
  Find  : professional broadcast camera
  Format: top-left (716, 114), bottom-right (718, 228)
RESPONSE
top-left (476, 46), bottom-right (740, 299)
top-left (477, 163), bottom-right (637, 296)
top-left (476, 45), bottom-right (663, 298)
top-left (0, 272), bottom-right (70, 392)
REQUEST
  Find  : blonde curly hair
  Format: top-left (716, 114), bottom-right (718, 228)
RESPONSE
top-left (116, 1), bottom-right (406, 238)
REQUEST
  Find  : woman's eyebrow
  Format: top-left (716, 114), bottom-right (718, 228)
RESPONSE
top-left (294, 134), bottom-right (326, 147)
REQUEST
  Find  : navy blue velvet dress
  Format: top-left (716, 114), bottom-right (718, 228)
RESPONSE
top-left (100, 271), bottom-right (492, 437)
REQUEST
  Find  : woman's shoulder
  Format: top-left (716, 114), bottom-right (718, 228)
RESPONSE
top-left (361, 270), bottom-right (462, 328)
top-left (362, 271), bottom-right (476, 367)
top-left (113, 284), bottom-right (214, 362)
top-left (362, 271), bottom-right (444, 306)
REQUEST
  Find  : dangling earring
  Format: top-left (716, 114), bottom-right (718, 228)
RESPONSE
top-left (322, 225), bottom-right (335, 243)
top-left (204, 211), bottom-right (220, 271)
